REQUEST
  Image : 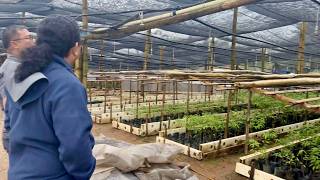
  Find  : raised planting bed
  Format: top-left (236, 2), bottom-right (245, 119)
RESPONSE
top-left (235, 130), bottom-right (320, 180)
top-left (110, 102), bottom-right (252, 136)
top-left (156, 108), bottom-right (320, 160)
top-left (89, 95), bottom-right (206, 115)
top-left (90, 96), bottom-right (210, 123)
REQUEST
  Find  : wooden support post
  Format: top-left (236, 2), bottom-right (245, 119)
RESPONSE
top-left (297, 22), bottom-right (307, 74)
top-left (204, 85), bottom-right (207, 102)
top-left (224, 90), bottom-right (233, 138)
top-left (244, 90), bottom-right (252, 154)
top-left (136, 79), bottom-right (139, 119)
top-left (261, 48), bottom-right (266, 72)
top-left (156, 81), bottom-right (159, 105)
top-left (143, 29), bottom-right (152, 70)
top-left (160, 83), bottom-right (166, 131)
top-left (103, 85), bottom-right (107, 113)
top-left (129, 80), bottom-right (132, 104)
top-left (175, 80), bottom-right (178, 101)
top-left (82, 0), bottom-right (89, 87)
top-left (190, 81), bottom-right (193, 99)
top-left (159, 46), bottom-right (165, 70)
top-left (172, 80), bottom-right (175, 105)
top-left (187, 81), bottom-right (190, 115)
top-left (230, 7), bottom-right (238, 70)
top-left (120, 81), bottom-right (123, 111)
top-left (110, 102), bottom-right (113, 122)
top-left (143, 81), bottom-right (146, 102)
top-left (208, 36), bottom-right (215, 71)
top-left (146, 102), bottom-right (151, 136)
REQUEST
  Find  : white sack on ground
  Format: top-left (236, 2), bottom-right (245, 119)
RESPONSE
top-left (126, 143), bottom-right (183, 164)
top-left (93, 144), bottom-right (145, 172)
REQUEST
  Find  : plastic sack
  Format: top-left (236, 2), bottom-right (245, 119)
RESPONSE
top-left (93, 144), bottom-right (145, 172)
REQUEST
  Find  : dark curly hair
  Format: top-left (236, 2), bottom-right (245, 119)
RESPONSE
top-left (15, 15), bottom-right (80, 82)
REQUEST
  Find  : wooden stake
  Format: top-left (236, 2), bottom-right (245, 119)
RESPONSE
top-left (231, 7), bottom-right (238, 70)
top-left (146, 102), bottom-right (151, 136)
top-left (143, 29), bottom-right (152, 70)
top-left (129, 80), bottom-right (132, 104)
top-left (156, 81), bottom-right (159, 105)
top-left (244, 90), bottom-right (252, 154)
top-left (120, 81), bottom-right (123, 111)
top-left (208, 36), bottom-right (215, 71)
top-left (224, 90), bottom-right (233, 138)
top-left (172, 80), bottom-right (176, 105)
top-left (160, 83), bottom-right (166, 131)
top-left (104, 85), bottom-right (107, 113)
top-left (187, 81), bottom-right (190, 115)
top-left (297, 22), bottom-right (307, 74)
top-left (110, 102), bottom-right (113, 122)
top-left (82, 0), bottom-right (88, 87)
top-left (136, 79), bottom-right (139, 119)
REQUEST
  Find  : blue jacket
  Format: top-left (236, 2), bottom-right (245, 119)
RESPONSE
top-left (5, 55), bottom-right (96, 180)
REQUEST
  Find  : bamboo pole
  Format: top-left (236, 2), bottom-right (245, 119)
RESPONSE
top-left (120, 80), bottom-right (123, 111)
top-left (129, 80), bottom-right (132, 104)
top-left (146, 102), bottom-right (151, 136)
top-left (187, 81), bottom-right (190, 115)
top-left (244, 90), bottom-right (252, 154)
top-left (160, 82), bottom-right (166, 131)
top-left (143, 29), bottom-right (152, 70)
top-left (263, 88), bottom-right (320, 95)
top-left (136, 79), bottom-right (139, 119)
top-left (236, 78), bottom-right (320, 88)
top-left (82, 0), bottom-right (88, 87)
top-left (208, 37), bottom-right (215, 71)
top-left (224, 90), bottom-right (233, 138)
top-left (297, 22), bottom-right (307, 74)
top-left (88, 0), bottom-right (260, 39)
top-left (103, 86), bottom-right (107, 113)
top-left (172, 80), bottom-right (175, 105)
top-left (156, 81), bottom-right (159, 105)
top-left (231, 7), bottom-right (238, 70)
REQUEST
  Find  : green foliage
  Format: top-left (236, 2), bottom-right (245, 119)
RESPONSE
top-left (249, 139), bottom-right (261, 151)
top-left (261, 130), bottom-right (278, 144)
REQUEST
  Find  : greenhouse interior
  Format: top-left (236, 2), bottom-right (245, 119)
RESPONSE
top-left (0, 0), bottom-right (320, 180)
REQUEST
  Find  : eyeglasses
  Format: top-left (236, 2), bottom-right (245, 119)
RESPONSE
top-left (11, 35), bottom-right (35, 41)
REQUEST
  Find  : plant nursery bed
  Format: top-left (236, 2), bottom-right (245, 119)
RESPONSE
top-left (235, 133), bottom-right (320, 180)
top-left (156, 118), bottom-right (320, 160)
top-left (109, 103), bottom-right (251, 135)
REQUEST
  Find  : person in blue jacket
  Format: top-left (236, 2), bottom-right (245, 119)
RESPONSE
top-left (5, 15), bottom-right (96, 179)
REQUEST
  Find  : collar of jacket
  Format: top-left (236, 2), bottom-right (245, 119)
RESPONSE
top-left (52, 54), bottom-right (73, 73)
top-left (6, 53), bottom-right (20, 63)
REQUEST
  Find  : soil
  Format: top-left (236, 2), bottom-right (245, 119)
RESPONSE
top-left (0, 113), bottom-right (246, 180)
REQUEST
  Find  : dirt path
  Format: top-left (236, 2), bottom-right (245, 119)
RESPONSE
top-left (0, 119), bottom-right (246, 180)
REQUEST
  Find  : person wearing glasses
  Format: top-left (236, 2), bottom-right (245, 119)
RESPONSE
top-left (1, 25), bottom-right (35, 153)
top-left (5, 15), bottom-right (96, 179)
